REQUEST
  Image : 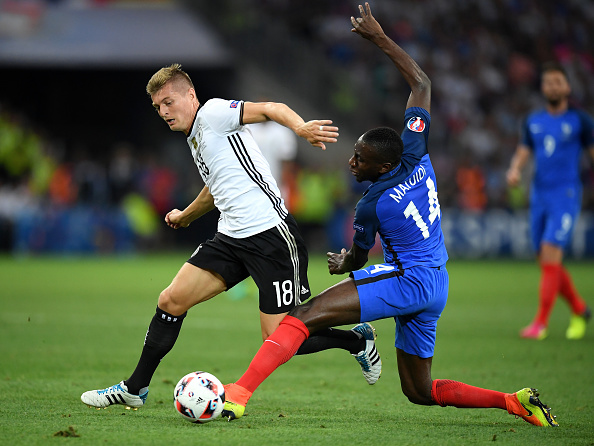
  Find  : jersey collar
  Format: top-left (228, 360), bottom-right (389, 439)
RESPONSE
top-left (377, 163), bottom-right (402, 182)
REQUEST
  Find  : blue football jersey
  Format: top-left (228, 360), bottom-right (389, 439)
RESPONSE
top-left (352, 107), bottom-right (448, 270)
top-left (521, 107), bottom-right (594, 191)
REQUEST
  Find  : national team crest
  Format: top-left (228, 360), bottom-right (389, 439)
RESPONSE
top-left (407, 117), bottom-right (425, 132)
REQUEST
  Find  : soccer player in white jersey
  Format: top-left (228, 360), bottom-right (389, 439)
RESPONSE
top-left (81, 63), bottom-right (382, 409)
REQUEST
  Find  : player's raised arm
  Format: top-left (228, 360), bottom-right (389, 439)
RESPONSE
top-left (351, 2), bottom-right (430, 113)
top-left (242, 101), bottom-right (338, 150)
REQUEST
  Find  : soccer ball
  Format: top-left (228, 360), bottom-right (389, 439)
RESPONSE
top-left (173, 371), bottom-right (226, 423)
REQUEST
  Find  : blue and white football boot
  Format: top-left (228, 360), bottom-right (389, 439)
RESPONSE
top-left (351, 323), bottom-right (382, 385)
top-left (81, 381), bottom-right (148, 408)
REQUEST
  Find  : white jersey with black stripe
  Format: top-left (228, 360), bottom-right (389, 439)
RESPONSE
top-left (186, 98), bottom-right (288, 238)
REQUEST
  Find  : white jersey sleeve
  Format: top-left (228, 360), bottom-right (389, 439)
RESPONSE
top-left (200, 98), bottom-right (243, 135)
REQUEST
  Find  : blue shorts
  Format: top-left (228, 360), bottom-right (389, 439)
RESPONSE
top-left (351, 263), bottom-right (449, 359)
top-left (530, 187), bottom-right (581, 251)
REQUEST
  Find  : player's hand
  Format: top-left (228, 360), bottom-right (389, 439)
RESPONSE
top-left (351, 2), bottom-right (385, 41)
top-left (327, 248), bottom-right (348, 275)
top-left (165, 209), bottom-right (190, 229)
top-left (506, 167), bottom-right (521, 187)
top-left (297, 120), bottom-right (339, 150)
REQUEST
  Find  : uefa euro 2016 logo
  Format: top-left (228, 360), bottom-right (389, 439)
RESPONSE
top-left (407, 117), bottom-right (425, 132)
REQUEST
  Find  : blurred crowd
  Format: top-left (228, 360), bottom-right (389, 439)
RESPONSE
top-left (202, 0), bottom-right (594, 210)
top-left (0, 106), bottom-right (202, 253)
top-left (2, 0), bottom-right (594, 254)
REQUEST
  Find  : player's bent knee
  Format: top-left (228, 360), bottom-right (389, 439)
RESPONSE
top-left (287, 302), bottom-right (314, 325)
top-left (158, 287), bottom-right (191, 316)
top-left (401, 385), bottom-right (433, 406)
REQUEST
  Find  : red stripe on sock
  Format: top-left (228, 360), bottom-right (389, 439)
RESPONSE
top-left (431, 379), bottom-right (507, 409)
top-left (236, 315), bottom-right (309, 394)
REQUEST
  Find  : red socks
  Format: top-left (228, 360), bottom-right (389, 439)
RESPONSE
top-left (534, 263), bottom-right (562, 326)
top-left (431, 380), bottom-right (507, 409)
top-left (534, 263), bottom-right (587, 325)
top-left (558, 265), bottom-right (587, 315)
top-left (235, 315), bottom-right (310, 394)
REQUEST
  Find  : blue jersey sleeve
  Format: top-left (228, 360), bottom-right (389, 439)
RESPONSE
top-left (577, 109), bottom-right (594, 148)
top-left (352, 194), bottom-right (380, 250)
top-left (400, 107), bottom-right (431, 171)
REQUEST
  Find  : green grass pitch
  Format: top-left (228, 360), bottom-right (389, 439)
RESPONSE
top-left (0, 254), bottom-right (592, 445)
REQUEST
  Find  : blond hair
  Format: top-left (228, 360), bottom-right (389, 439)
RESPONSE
top-left (146, 63), bottom-right (195, 96)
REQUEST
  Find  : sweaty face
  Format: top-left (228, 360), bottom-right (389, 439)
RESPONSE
top-left (151, 81), bottom-right (196, 134)
top-left (348, 140), bottom-right (385, 183)
top-left (541, 71), bottom-right (570, 106)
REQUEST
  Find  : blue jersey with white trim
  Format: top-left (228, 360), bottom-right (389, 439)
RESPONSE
top-left (352, 107), bottom-right (448, 270)
top-left (521, 107), bottom-right (594, 191)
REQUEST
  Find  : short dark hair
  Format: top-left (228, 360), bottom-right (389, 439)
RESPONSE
top-left (541, 61), bottom-right (568, 80)
top-left (360, 127), bottom-right (403, 165)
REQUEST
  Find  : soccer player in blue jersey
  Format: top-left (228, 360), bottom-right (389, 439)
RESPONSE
top-left (507, 63), bottom-right (594, 340)
top-left (221, 3), bottom-right (558, 428)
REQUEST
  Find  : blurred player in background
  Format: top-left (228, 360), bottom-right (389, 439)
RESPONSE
top-left (507, 63), bottom-right (594, 340)
top-left (222, 3), bottom-right (558, 428)
top-left (248, 109), bottom-right (299, 208)
top-left (81, 63), bottom-right (381, 410)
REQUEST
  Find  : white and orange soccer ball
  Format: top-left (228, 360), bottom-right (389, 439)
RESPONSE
top-left (173, 371), bottom-right (225, 423)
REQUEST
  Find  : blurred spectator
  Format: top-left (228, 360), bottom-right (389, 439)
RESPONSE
top-left (108, 142), bottom-right (137, 205)
top-left (455, 155), bottom-right (487, 211)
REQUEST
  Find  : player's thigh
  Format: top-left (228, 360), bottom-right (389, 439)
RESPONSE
top-left (289, 277), bottom-right (362, 332)
top-left (159, 263), bottom-right (226, 314)
top-left (187, 234), bottom-right (250, 291)
top-left (393, 268), bottom-right (448, 359)
top-left (529, 199), bottom-right (547, 252)
top-left (244, 217), bottom-right (311, 315)
top-left (541, 201), bottom-right (580, 251)
top-left (352, 264), bottom-right (447, 321)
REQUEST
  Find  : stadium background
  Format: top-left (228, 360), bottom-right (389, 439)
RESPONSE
top-left (1, 0), bottom-right (593, 258)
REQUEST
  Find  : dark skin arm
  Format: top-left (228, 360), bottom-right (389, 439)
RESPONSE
top-left (351, 2), bottom-right (431, 113)
top-left (327, 243), bottom-right (369, 275)
top-left (328, 3), bottom-right (432, 276)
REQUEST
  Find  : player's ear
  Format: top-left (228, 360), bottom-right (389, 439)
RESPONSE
top-left (379, 162), bottom-right (393, 174)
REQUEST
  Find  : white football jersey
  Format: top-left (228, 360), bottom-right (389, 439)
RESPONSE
top-left (187, 98), bottom-right (288, 238)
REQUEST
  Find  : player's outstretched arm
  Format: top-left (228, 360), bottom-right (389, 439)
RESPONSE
top-left (351, 2), bottom-right (430, 113)
top-left (165, 186), bottom-right (215, 229)
top-left (243, 101), bottom-right (338, 150)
